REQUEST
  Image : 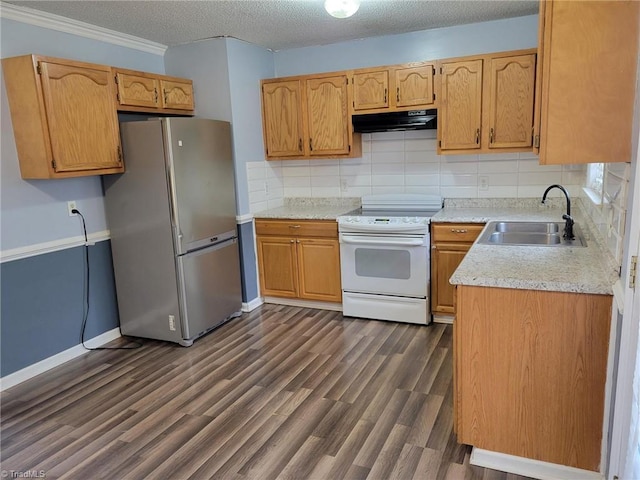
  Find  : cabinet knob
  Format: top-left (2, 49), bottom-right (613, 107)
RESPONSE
top-left (309, 138), bottom-right (313, 151)
top-left (384, 88), bottom-right (387, 104)
top-left (489, 127), bottom-right (494, 144)
top-left (289, 225), bottom-right (301, 229)
top-left (451, 228), bottom-right (468, 233)
top-left (475, 128), bottom-right (480, 144)
top-left (397, 87), bottom-right (400, 102)
top-left (290, 239), bottom-right (295, 243)
top-left (298, 138), bottom-right (303, 152)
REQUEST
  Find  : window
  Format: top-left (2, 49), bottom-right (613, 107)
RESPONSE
top-left (585, 162), bottom-right (604, 204)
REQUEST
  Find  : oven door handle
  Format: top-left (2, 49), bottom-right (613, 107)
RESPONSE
top-left (340, 236), bottom-right (425, 247)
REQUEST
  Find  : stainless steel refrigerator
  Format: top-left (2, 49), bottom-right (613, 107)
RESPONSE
top-left (103, 118), bottom-right (242, 346)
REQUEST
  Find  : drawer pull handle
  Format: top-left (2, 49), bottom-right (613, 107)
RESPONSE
top-left (451, 228), bottom-right (468, 233)
top-left (289, 225), bottom-right (301, 229)
top-left (290, 239), bottom-right (295, 243)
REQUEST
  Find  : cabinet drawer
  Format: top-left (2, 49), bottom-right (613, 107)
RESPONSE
top-left (255, 219), bottom-right (338, 238)
top-left (432, 223), bottom-right (484, 243)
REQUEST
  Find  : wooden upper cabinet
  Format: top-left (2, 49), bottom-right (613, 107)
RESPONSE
top-left (351, 63), bottom-right (436, 113)
top-left (534, 0), bottom-right (640, 164)
top-left (395, 64), bottom-right (435, 108)
top-left (261, 74), bottom-right (360, 160)
top-left (305, 74), bottom-right (350, 156)
top-left (439, 59), bottom-right (483, 151)
top-left (113, 67), bottom-right (194, 114)
top-left (488, 54), bottom-right (535, 149)
top-left (261, 79), bottom-right (304, 158)
top-left (2, 55), bottom-right (123, 179)
top-left (160, 78), bottom-right (194, 111)
top-left (114, 70), bottom-right (159, 109)
top-left (353, 69), bottom-right (389, 111)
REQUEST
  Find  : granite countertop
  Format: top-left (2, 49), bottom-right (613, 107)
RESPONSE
top-left (253, 197), bottom-right (361, 221)
top-left (434, 198), bottom-right (618, 295)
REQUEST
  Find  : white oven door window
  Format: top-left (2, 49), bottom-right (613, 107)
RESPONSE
top-left (340, 236), bottom-right (428, 297)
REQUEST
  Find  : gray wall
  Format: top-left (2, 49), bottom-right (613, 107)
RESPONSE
top-left (1, 18), bottom-right (164, 377)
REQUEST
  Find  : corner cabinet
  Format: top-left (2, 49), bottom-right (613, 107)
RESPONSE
top-left (534, 0), bottom-right (640, 164)
top-left (2, 54), bottom-right (123, 179)
top-left (455, 285), bottom-right (612, 472)
top-left (255, 219), bottom-right (342, 303)
top-left (113, 67), bottom-right (195, 114)
top-left (351, 62), bottom-right (436, 113)
top-left (430, 223), bottom-right (484, 316)
top-left (438, 50), bottom-right (536, 155)
top-left (261, 73), bottom-right (361, 160)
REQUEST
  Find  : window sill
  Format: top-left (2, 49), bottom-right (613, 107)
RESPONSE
top-left (582, 186), bottom-right (604, 206)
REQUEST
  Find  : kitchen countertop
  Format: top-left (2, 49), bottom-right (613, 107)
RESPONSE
top-left (253, 197), bottom-right (360, 220)
top-left (433, 198), bottom-right (619, 295)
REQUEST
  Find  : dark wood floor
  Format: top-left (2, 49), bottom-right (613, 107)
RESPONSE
top-left (1, 304), bottom-right (533, 480)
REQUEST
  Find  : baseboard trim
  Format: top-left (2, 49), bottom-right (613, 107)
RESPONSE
top-left (470, 448), bottom-right (603, 480)
top-left (0, 328), bottom-right (122, 392)
top-left (242, 297), bottom-right (264, 312)
top-left (263, 296), bottom-right (343, 312)
top-left (433, 314), bottom-right (454, 324)
top-left (1, 230), bottom-right (111, 263)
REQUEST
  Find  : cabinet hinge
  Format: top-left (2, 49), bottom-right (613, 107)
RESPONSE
top-left (353, 101), bottom-right (355, 108)
top-left (533, 135), bottom-right (540, 148)
top-left (348, 144), bottom-right (351, 152)
top-left (346, 78), bottom-right (349, 85)
top-left (116, 93), bottom-right (120, 102)
top-left (114, 75), bottom-right (119, 84)
top-left (51, 159), bottom-right (57, 170)
top-left (433, 93), bottom-right (436, 101)
top-left (432, 67), bottom-right (436, 75)
top-left (438, 140), bottom-right (442, 148)
top-left (36, 63), bottom-right (42, 75)
top-left (629, 256), bottom-right (638, 289)
top-left (440, 67), bottom-right (443, 74)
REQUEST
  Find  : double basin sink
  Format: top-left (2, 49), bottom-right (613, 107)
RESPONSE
top-left (477, 221), bottom-right (587, 247)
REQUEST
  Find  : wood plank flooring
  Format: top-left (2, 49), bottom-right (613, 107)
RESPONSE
top-left (1, 304), bottom-right (534, 479)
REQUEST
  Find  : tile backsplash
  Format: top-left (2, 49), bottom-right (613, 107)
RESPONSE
top-left (579, 162), bottom-right (631, 266)
top-left (247, 130), bottom-right (586, 213)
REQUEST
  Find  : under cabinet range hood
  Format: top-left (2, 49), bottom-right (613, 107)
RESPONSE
top-left (352, 109), bottom-right (437, 133)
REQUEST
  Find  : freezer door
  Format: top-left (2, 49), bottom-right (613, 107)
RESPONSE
top-left (176, 238), bottom-right (242, 342)
top-left (164, 118), bottom-right (238, 254)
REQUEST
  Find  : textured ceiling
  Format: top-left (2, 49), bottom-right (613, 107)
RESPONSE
top-left (6, 0), bottom-right (539, 51)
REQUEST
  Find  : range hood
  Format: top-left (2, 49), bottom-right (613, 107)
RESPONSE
top-left (352, 109), bottom-right (437, 133)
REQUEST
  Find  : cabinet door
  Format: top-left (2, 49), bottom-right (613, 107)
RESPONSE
top-left (394, 65), bottom-right (435, 108)
top-left (297, 238), bottom-right (342, 302)
top-left (536, 0), bottom-right (639, 164)
top-left (431, 242), bottom-right (469, 314)
top-left (256, 236), bottom-right (298, 298)
top-left (39, 61), bottom-right (122, 173)
top-left (160, 79), bottom-right (194, 110)
top-left (261, 80), bottom-right (304, 158)
top-left (115, 71), bottom-right (159, 109)
top-left (305, 75), bottom-right (350, 156)
top-left (439, 60), bottom-right (483, 151)
top-left (488, 54), bottom-right (535, 149)
top-left (352, 70), bottom-right (389, 111)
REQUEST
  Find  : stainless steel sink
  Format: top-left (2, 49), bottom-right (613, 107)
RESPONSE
top-left (477, 221), bottom-right (587, 247)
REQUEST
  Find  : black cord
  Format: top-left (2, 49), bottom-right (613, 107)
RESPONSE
top-left (73, 209), bottom-right (141, 351)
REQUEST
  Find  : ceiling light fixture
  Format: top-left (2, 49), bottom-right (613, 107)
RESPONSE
top-left (324, 0), bottom-right (360, 18)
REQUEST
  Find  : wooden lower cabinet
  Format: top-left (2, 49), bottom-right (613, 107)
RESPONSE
top-left (431, 223), bottom-right (484, 315)
top-left (455, 285), bottom-right (612, 472)
top-left (256, 220), bottom-right (342, 303)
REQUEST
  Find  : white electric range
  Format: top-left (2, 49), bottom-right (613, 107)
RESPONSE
top-left (337, 194), bottom-right (443, 325)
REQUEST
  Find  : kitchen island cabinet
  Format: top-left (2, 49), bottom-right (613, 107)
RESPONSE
top-left (2, 54), bottom-right (124, 179)
top-left (255, 219), bottom-right (342, 303)
top-left (455, 285), bottom-right (611, 472)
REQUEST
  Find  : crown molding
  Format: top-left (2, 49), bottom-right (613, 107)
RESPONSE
top-left (0, 2), bottom-right (167, 55)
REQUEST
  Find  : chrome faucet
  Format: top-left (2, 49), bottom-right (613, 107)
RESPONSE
top-left (541, 184), bottom-right (574, 239)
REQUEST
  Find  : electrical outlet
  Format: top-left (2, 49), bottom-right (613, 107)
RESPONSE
top-left (67, 201), bottom-right (77, 216)
top-left (479, 176), bottom-right (489, 191)
top-left (169, 315), bottom-right (176, 331)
